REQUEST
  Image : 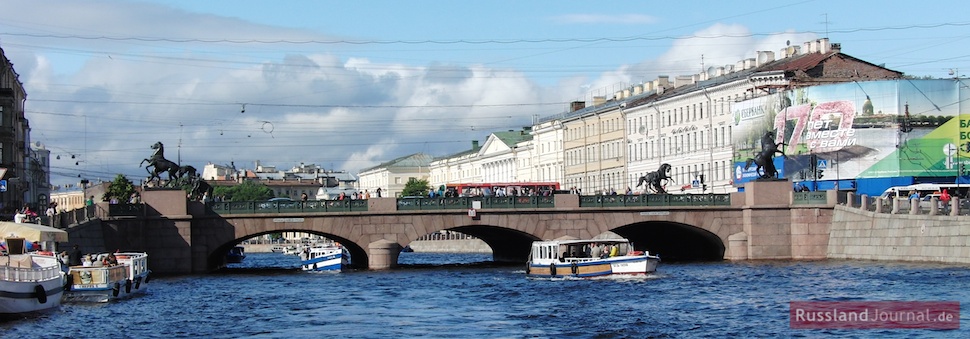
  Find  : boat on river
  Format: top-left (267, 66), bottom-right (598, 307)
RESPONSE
top-left (301, 243), bottom-right (349, 272)
top-left (226, 246), bottom-right (246, 263)
top-left (0, 222), bottom-right (69, 316)
top-left (64, 252), bottom-right (151, 303)
top-left (525, 238), bottom-right (659, 278)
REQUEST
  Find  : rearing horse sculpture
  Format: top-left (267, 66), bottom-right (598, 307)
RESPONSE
top-left (139, 142), bottom-right (179, 184)
top-left (745, 131), bottom-right (787, 179)
top-left (636, 163), bottom-right (673, 194)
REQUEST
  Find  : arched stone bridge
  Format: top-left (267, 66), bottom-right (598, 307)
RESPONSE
top-left (76, 181), bottom-right (835, 274)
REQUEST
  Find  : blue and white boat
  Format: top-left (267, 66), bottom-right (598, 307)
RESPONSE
top-left (526, 238), bottom-right (659, 278)
top-left (300, 244), bottom-right (348, 272)
top-left (64, 252), bottom-right (151, 303)
top-left (226, 246), bottom-right (246, 263)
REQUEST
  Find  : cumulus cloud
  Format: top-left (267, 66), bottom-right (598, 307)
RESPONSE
top-left (0, 1), bottom-right (811, 186)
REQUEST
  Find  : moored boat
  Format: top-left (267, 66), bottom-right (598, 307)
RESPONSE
top-left (226, 246), bottom-right (246, 263)
top-left (526, 238), bottom-right (659, 278)
top-left (300, 243), bottom-right (348, 272)
top-left (0, 222), bottom-right (69, 316)
top-left (64, 252), bottom-right (151, 303)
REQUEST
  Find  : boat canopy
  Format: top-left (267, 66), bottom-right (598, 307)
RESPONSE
top-left (0, 221), bottom-right (69, 242)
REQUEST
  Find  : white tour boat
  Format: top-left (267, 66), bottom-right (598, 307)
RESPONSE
top-left (526, 237), bottom-right (659, 278)
top-left (0, 222), bottom-right (69, 316)
top-left (64, 252), bottom-right (151, 303)
top-left (300, 243), bottom-right (349, 272)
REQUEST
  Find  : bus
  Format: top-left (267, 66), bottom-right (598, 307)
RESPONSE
top-left (444, 182), bottom-right (561, 197)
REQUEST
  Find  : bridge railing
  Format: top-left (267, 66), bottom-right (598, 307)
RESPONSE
top-left (396, 196), bottom-right (555, 210)
top-left (579, 193), bottom-right (731, 207)
top-left (792, 191), bottom-right (829, 205)
top-left (207, 200), bottom-right (369, 214)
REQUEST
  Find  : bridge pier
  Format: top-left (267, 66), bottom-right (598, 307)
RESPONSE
top-left (368, 239), bottom-right (401, 270)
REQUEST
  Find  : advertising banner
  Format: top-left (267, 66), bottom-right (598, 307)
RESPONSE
top-left (732, 79), bottom-right (968, 186)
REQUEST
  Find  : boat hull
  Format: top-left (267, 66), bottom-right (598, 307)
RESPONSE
top-left (0, 254), bottom-right (65, 315)
top-left (226, 246), bottom-right (246, 263)
top-left (527, 256), bottom-right (660, 278)
top-left (65, 253), bottom-right (151, 303)
top-left (301, 246), bottom-right (348, 272)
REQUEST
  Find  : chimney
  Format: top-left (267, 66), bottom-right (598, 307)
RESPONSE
top-left (570, 101), bottom-right (586, 112)
top-left (593, 96), bottom-right (606, 106)
top-left (818, 38), bottom-right (831, 53)
top-left (472, 140), bottom-right (480, 150)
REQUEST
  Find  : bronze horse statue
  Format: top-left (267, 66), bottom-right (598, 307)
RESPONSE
top-left (745, 131), bottom-right (787, 179)
top-left (139, 142), bottom-right (179, 184)
top-left (636, 163), bottom-right (673, 194)
top-left (187, 176), bottom-right (213, 201)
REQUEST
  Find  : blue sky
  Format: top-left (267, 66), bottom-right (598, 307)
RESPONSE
top-left (1, 0), bottom-right (968, 186)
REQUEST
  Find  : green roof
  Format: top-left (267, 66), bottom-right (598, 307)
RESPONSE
top-left (360, 153), bottom-right (433, 172)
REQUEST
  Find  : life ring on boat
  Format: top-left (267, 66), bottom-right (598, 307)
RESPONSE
top-left (134, 276), bottom-right (142, 289)
top-left (549, 263), bottom-right (557, 277)
top-left (112, 283), bottom-right (120, 297)
top-left (34, 284), bottom-right (48, 304)
top-left (125, 279), bottom-right (132, 293)
top-left (571, 262), bottom-right (578, 275)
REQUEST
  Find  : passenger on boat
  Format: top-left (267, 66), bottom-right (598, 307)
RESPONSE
top-left (609, 244), bottom-right (619, 257)
top-left (70, 245), bottom-right (82, 266)
top-left (103, 253), bottom-right (118, 266)
top-left (590, 243), bottom-right (602, 258)
top-left (82, 255), bottom-right (94, 267)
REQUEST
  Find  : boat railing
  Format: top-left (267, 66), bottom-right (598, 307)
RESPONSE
top-left (115, 253), bottom-right (149, 278)
top-left (0, 258), bottom-right (62, 282)
top-left (69, 265), bottom-right (130, 286)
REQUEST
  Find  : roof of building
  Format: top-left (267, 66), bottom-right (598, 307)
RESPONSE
top-left (491, 128), bottom-right (533, 148)
top-left (359, 153), bottom-right (433, 173)
top-left (537, 47), bottom-right (903, 122)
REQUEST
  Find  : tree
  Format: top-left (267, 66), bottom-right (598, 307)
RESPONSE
top-left (211, 180), bottom-right (274, 201)
top-left (401, 177), bottom-right (431, 197)
top-left (103, 174), bottom-right (137, 203)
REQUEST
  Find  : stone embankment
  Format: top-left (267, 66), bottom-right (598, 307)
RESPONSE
top-left (244, 240), bottom-right (492, 253)
top-left (829, 194), bottom-right (970, 264)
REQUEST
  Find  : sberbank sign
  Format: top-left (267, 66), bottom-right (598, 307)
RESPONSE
top-left (733, 103), bottom-right (766, 126)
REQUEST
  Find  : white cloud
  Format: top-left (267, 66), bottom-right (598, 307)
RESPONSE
top-left (1, 2), bottom-right (817, 186)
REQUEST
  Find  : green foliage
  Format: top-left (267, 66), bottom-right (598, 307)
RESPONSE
top-left (401, 177), bottom-right (430, 197)
top-left (103, 174), bottom-right (137, 203)
top-left (212, 180), bottom-right (274, 201)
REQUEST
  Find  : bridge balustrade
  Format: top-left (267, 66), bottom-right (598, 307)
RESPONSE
top-left (396, 196), bottom-right (555, 210)
top-left (107, 203), bottom-right (145, 216)
top-left (579, 193), bottom-right (731, 207)
top-left (207, 200), bottom-right (368, 214)
top-left (792, 191), bottom-right (829, 205)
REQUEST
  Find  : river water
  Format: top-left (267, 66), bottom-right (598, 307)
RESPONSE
top-left (2, 252), bottom-right (968, 338)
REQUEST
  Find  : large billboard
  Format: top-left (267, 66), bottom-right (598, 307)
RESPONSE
top-left (732, 79), bottom-right (969, 187)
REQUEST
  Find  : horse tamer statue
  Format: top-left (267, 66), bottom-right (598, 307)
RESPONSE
top-left (139, 142), bottom-right (180, 185)
top-left (636, 163), bottom-right (673, 194)
top-left (744, 131), bottom-right (787, 179)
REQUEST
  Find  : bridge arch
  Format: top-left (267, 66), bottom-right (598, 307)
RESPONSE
top-left (612, 221), bottom-right (725, 261)
top-left (206, 230), bottom-right (370, 271)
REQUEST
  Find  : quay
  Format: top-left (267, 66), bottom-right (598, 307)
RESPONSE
top-left (57, 180), bottom-right (970, 274)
